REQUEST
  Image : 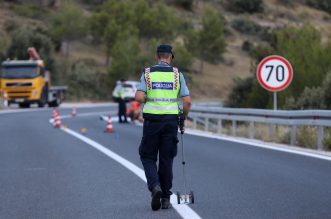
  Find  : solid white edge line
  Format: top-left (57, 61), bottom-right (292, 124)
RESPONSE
top-left (0, 108), bottom-right (47, 114)
top-left (185, 129), bottom-right (331, 162)
top-left (53, 123), bottom-right (201, 219)
top-left (60, 111), bottom-right (116, 119)
top-left (60, 102), bottom-right (117, 108)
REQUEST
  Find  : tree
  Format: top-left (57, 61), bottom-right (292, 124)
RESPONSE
top-left (276, 23), bottom-right (329, 105)
top-left (89, 0), bottom-right (181, 64)
top-left (7, 28), bottom-right (55, 73)
top-left (0, 31), bottom-right (10, 61)
top-left (172, 44), bottom-right (193, 72)
top-left (108, 31), bottom-right (140, 86)
top-left (51, 1), bottom-right (86, 57)
top-left (136, 2), bottom-right (180, 40)
top-left (185, 7), bottom-right (226, 74)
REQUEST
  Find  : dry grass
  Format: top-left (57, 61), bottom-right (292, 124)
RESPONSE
top-left (62, 41), bottom-right (107, 66)
top-left (189, 42), bottom-right (252, 100)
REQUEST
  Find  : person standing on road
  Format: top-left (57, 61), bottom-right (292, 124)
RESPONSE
top-left (135, 44), bottom-right (191, 211)
top-left (115, 79), bottom-right (128, 123)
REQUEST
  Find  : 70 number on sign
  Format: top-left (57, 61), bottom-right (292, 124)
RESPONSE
top-left (257, 55), bottom-right (293, 110)
top-left (266, 65), bottom-right (285, 82)
top-left (257, 55), bottom-right (293, 92)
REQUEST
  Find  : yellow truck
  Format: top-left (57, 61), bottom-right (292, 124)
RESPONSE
top-left (0, 48), bottom-right (67, 108)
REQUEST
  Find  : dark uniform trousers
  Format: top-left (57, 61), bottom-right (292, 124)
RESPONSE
top-left (118, 99), bottom-right (127, 123)
top-left (139, 115), bottom-right (178, 198)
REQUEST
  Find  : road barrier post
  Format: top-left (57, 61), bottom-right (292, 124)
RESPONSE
top-left (249, 121), bottom-right (255, 139)
top-left (290, 125), bottom-right (297, 145)
top-left (205, 117), bottom-right (209, 132)
top-left (217, 119), bottom-right (222, 135)
top-left (269, 124), bottom-right (275, 142)
top-left (317, 126), bottom-right (324, 150)
top-left (232, 120), bottom-right (237, 137)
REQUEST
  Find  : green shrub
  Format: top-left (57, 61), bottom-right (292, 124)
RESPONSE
top-left (296, 86), bottom-right (326, 109)
top-left (226, 0), bottom-right (264, 13)
top-left (7, 28), bottom-right (56, 73)
top-left (277, 0), bottom-right (295, 6)
top-left (249, 45), bottom-right (274, 62)
top-left (304, 0), bottom-right (331, 14)
top-left (67, 59), bottom-right (109, 101)
top-left (231, 18), bottom-right (263, 35)
top-left (172, 44), bottom-right (193, 72)
top-left (0, 31), bottom-right (10, 61)
top-left (231, 18), bottom-right (275, 44)
top-left (4, 19), bottom-right (19, 33)
top-left (80, 0), bottom-right (107, 5)
top-left (174, 0), bottom-right (194, 10)
top-left (225, 77), bottom-right (254, 107)
top-left (11, 4), bottom-right (46, 19)
top-left (242, 40), bottom-right (253, 52)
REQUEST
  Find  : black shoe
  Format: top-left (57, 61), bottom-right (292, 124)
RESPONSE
top-left (161, 198), bottom-right (172, 209)
top-left (151, 186), bottom-right (162, 211)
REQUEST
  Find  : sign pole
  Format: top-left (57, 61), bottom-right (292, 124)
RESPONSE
top-left (273, 92), bottom-right (277, 111)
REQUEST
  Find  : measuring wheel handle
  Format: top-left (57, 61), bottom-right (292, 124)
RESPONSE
top-left (189, 191), bottom-right (195, 204)
top-left (176, 192), bottom-right (181, 204)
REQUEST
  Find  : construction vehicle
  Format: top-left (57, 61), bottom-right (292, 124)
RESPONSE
top-left (0, 48), bottom-right (67, 108)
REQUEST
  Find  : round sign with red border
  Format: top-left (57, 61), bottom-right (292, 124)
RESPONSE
top-left (256, 55), bottom-right (293, 92)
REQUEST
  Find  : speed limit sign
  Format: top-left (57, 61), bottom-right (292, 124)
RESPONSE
top-left (257, 55), bottom-right (293, 92)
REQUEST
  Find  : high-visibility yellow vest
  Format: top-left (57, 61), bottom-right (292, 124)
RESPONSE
top-left (143, 67), bottom-right (180, 115)
top-left (120, 87), bottom-right (126, 99)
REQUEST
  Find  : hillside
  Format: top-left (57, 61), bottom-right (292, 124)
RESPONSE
top-left (1, 0), bottom-right (331, 102)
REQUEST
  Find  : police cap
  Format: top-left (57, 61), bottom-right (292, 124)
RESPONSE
top-left (156, 44), bottom-right (174, 59)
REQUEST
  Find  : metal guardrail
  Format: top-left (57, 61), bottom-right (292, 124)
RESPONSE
top-left (188, 107), bottom-right (331, 150)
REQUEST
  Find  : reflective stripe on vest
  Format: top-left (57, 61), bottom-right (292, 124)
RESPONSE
top-left (147, 98), bottom-right (178, 102)
top-left (143, 67), bottom-right (180, 115)
top-left (143, 105), bottom-right (179, 111)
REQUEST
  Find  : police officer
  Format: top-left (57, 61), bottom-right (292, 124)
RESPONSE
top-left (115, 79), bottom-right (128, 123)
top-left (135, 44), bottom-right (191, 211)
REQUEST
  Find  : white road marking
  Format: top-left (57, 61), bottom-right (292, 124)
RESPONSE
top-left (0, 108), bottom-right (47, 114)
top-left (60, 102), bottom-right (117, 108)
top-left (58, 126), bottom-right (202, 219)
top-left (59, 111), bottom-right (116, 119)
top-left (186, 129), bottom-right (331, 162)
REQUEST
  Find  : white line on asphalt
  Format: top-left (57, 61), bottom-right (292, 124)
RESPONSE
top-left (59, 111), bottom-right (116, 119)
top-left (60, 102), bottom-right (117, 108)
top-left (59, 126), bottom-right (202, 219)
top-left (0, 108), bottom-right (47, 114)
top-left (186, 129), bottom-right (331, 162)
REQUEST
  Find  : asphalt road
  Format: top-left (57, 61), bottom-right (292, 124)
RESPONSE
top-left (1, 106), bottom-right (331, 219)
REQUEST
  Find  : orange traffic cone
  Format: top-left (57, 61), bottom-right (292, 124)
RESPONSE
top-left (72, 107), bottom-right (77, 117)
top-left (52, 108), bottom-right (57, 119)
top-left (54, 111), bottom-right (62, 128)
top-left (105, 115), bottom-right (113, 133)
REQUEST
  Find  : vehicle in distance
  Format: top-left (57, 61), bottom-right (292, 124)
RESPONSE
top-left (0, 48), bottom-right (67, 108)
top-left (112, 80), bottom-right (139, 102)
